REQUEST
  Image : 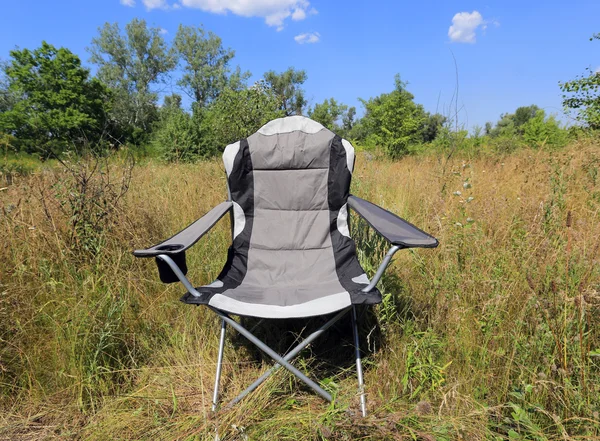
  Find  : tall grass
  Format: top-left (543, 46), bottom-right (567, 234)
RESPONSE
top-left (1, 141), bottom-right (600, 440)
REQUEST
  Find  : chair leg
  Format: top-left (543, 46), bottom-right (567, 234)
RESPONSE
top-left (209, 306), bottom-right (333, 402)
top-left (351, 306), bottom-right (367, 417)
top-left (212, 319), bottom-right (227, 411)
top-left (225, 307), bottom-right (350, 408)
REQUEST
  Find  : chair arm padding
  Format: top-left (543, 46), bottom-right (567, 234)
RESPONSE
top-left (348, 195), bottom-right (438, 248)
top-left (133, 201), bottom-right (233, 257)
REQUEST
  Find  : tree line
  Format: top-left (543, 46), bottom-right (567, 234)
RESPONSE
top-left (0, 19), bottom-right (598, 161)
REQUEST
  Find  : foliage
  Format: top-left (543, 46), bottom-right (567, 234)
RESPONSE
top-left (559, 33), bottom-right (600, 130)
top-left (0, 19), bottom-right (582, 163)
top-left (173, 24), bottom-right (249, 107)
top-left (342, 106), bottom-right (356, 132)
top-left (0, 59), bottom-right (18, 114)
top-left (421, 112), bottom-right (447, 143)
top-left (264, 67), bottom-right (307, 116)
top-left (360, 74), bottom-right (428, 158)
top-left (0, 42), bottom-right (109, 157)
top-left (488, 105), bottom-right (541, 138)
top-left (88, 19), bottom-right (176, 142)
top-left (308, 97), bottom-right (347, 130)
top-left (201, 81), bottom-right (285, 152)
top-left (522, 109), bottom-right (568, 148)
top-left (155, 81), bottom-right (284, 162)
top-left (430, 126), bottom-right (470, 152)
top-left (0, 152), bottom-right (37, 185)
top-left (152, 97), bottom-right (204, 162)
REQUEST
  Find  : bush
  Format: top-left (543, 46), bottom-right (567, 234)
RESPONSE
top-left (153, 106), bottom-right (205, 162)
top-left (522, 110), bottom-right (568, 148)
top-left (202, 82), bottom-right (284, 151)
top-left (360, 75), bottom-right (428, 159)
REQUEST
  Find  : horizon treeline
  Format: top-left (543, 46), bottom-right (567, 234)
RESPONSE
top-left (0, 19), bottom-right (598, 161)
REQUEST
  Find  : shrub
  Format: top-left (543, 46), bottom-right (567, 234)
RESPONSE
top-left (153, 106), bottom-right (204, 162)
top-left (522, 110), bottom-right (568, 148)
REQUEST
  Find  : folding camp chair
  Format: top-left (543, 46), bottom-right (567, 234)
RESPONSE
top-left (134, 116), bottom-right (438, 416)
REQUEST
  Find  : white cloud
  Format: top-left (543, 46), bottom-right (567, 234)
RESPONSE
top-left (142, 0), bottom-right (168, 9)
top-left (294, 31), bottom-right (320, 44)
top-left (448, 11), bottom-right (488, 43)
top-left (159, 28), bottom-right (168, 35)
top-left (179, 0), bottom-right (314, 30)
top-left (595, 66), bottom-right (600, 74)
top-left (291, 8), bottom-right (306, 21)
top-left (120, 0), bottom-right (135, 6)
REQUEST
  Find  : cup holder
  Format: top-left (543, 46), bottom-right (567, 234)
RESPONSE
top-left (155, 246), bottom-right (188, 284)
top-left (155, 244), bottom-right (185, 252)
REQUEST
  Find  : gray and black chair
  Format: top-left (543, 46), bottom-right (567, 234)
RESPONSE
top-left (134, 116), bottom-right (438, 416)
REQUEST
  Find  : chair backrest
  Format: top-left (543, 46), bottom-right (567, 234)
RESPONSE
top-left (221, 116), bottom-right (361, 292)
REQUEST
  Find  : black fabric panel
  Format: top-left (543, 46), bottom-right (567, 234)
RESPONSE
top-left (327, 136), bottom-right (350, 211)
top-left (327, 136), bottom-right (381, 305)
top-left (181, 139), bottom-right (254, 305)
top-left (348, 195), bottom-right (439, 248)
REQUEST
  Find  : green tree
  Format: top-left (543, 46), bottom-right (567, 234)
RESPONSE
top-left (513, 105), bottom-right (540, 129)
top-left (162, 93), bottom-right (182, 111)
top-left (308, 98), bottom-right (347, 130)
top-left (0, 42), bottom-right (109, 156)
top-left (88, 19), bottom-right (176, 141)
top-left (522, 110), bottom-right (567, 148)
top-left (202, 81), bottom-right (285, 151)
top-left (559, 34), bottom-right (600, 130)
top-left (264, 68), bottom-right (307, 116)
top-left (421, 113), bottom-right (446, 143)
top-left (153, 102), bottom-right (202, 162)
top-left (360, 75), bottom-right (427, 158)
top-left (0, 60), bottom-right (18, 114)
top-left (489, 105), bottom-right (544, 137)
top-left (490, 112), bottom-right (517, 138)
top-left (343, 106), bottom-right (356, 132)
top-left (174, 25), bottom-right (249, 107)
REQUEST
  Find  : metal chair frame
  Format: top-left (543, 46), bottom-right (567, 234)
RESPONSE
top-left (156, 245), bottom-right (401, 416)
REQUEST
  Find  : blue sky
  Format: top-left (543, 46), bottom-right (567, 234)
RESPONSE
top-left (1, 0), bottom-right (599, 129)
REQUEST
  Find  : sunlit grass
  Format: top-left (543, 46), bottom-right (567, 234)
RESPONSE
top-left (1, 141), bottom-right (600, 439)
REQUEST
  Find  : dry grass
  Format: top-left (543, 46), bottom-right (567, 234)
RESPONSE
top-left (1, 141), bottom-right (600, 440)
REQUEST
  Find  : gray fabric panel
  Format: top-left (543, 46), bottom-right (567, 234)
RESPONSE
top-left (251, 209), bottom-right (330, 250)
top-left (253, 169), bottom-right (328, 211)
top-left (133, 201), bottom-right (232, 257)
top-left (348, 195), bottom-right (439, 248)
top-left (234, 127), bottom-right (347, 307)
top-left (212, 280), bottom-right (349, 307)
top-left (247, 129), bottom-right (334, 170)
top-left (208, 291), bottom-right (351, 319)
top-left (242, 248), bottom-right (342, 290)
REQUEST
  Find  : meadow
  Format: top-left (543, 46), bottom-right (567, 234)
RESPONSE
top-left (1, 140), bottom-right (600, 440)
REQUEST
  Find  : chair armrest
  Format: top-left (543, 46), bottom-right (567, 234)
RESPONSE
top-left (348, 195), bottom-right (438, 248)
top-left (133, 201), bottom-right (233, 257)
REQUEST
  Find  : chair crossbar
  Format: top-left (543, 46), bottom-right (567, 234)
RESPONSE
top-left (225, 307), bottom-right (351, 408)
top-left (208, 307), bottom-right (334, 403)
top-left (156, 254), bottom-right (368, 415)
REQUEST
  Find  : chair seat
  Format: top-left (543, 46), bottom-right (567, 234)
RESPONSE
top-left (181, 276), bottom-right (381, 318)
